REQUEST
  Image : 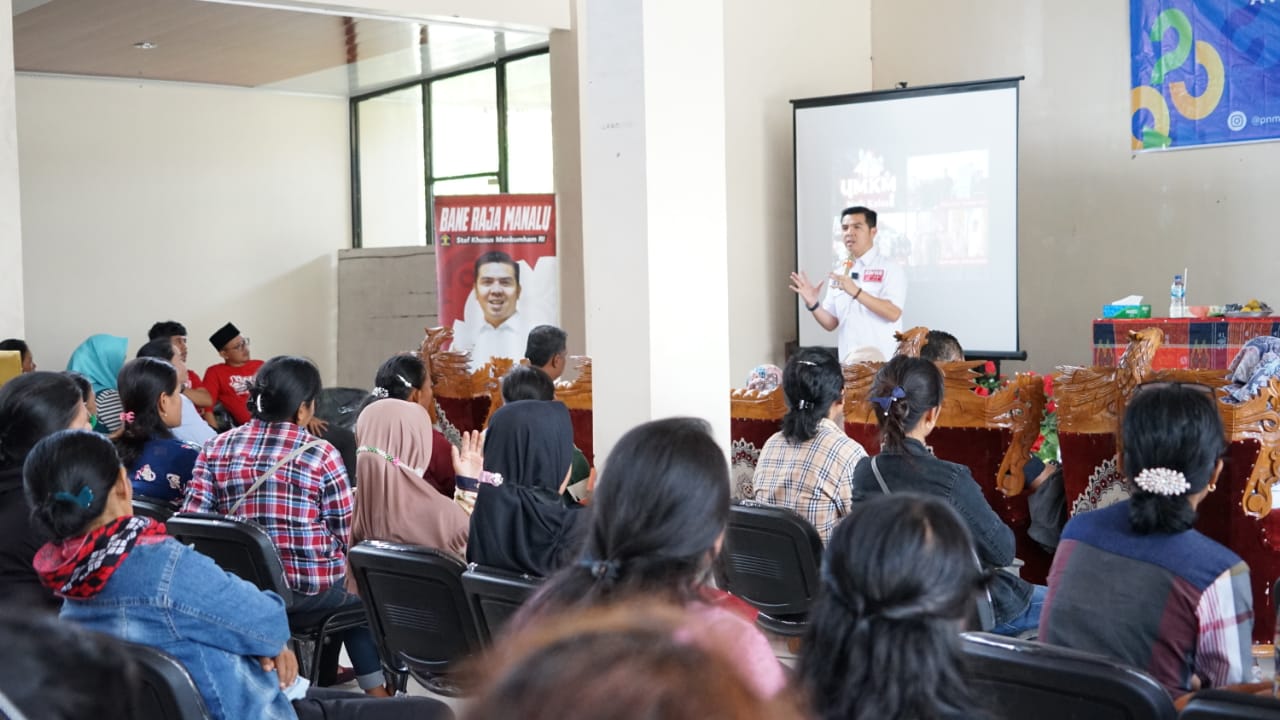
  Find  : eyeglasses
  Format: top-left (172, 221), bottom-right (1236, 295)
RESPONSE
top-left (227, 338), bottom-right (250, 352)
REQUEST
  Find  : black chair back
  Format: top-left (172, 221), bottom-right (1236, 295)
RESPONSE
top-left (715, 502), bottom-right (822, 629)
top-left (132, 498), bottom-right (175, 522)
top-left (127, 643), bottom-right (211, 720)
top-left (461, 564), bottom-right (541, 643)
top-left (165, 513), bottom-right (293, 603)
top-left (1181, 689), bottom-right (1280, 719)
top-left (961, 632), bottom-right (1176, 720)
top-left (348, 541), bottom-right (482, 687)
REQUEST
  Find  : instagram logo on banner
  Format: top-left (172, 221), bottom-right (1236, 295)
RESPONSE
top-left (1228, 111), bottom-right (1247, 132)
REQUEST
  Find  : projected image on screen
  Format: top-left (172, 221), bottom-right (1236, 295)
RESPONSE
top-left (793, 81), bottom-right (1020, 357)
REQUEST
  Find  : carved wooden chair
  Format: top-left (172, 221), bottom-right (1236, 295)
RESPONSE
top-left (729, 385), bottom-right (787, 500)
top-left (555, 357), bottom-right (595, 466)
top-left (1057, 325), bottom-right (1280, 643)
top-left (419, 327), bottom-right (509, 440)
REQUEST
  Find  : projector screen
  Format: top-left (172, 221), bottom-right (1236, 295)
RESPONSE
top-left (793, 78), bottom-right (1021, 358)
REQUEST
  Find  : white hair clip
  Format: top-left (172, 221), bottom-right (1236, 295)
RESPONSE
top-left (371, 386), bottom-right (389, 398)
top-left (1134, 467), bottom-right (1191, 496)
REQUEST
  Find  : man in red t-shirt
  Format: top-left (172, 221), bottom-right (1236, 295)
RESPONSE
top-left (203, 322), bottom-right (264, 426)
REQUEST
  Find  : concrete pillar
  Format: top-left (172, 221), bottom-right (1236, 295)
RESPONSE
top-left (576, 0), bottom-right (730, 459)
top-left (0, 0), bottom-right (23, 337)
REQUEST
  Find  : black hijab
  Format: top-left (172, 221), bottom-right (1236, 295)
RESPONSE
top-left (467, 401), bottom-right (580, 577)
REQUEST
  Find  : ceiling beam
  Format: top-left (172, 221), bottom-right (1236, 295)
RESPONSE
top-left (198, 0), bottom-right (570, 32)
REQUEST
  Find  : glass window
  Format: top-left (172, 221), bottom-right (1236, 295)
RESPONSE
top-left (356, 86), bottom-right (426, 247)
top-left (433, 176), bottom-right (500, 196)
top-left (430, 68), bottom-right (499, 179)
top-left (505, 54), bottom-right (554, 193)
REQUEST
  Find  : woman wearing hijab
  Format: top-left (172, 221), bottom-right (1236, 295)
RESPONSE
top-left (349, 400), bottom-right (469, 580)
top-left (466, 400), bottom-right (581, 577)
top-left (66, 334), bottom-right (129, 433)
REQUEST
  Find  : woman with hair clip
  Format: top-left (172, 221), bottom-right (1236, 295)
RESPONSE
top-left (26, 430), bottom-right (449, 720)
top-left (516, 417), bottom-right (786, 698)
top-left (1042, 383), bottom-right (1252, 696)
top-left (182, 356), bottom-right (390, 696)
top-left (361, 353), bottom-right (455, 498)
top-left (851, 355), bottom-right (1043, 637)
top-left (0, 372), bottom-right (92, 609)
top-left (798, 493), bottom-right (990, 720)
top-left (114, 357), bottom-right (200, 509)
top-left (751, 348), bottom-right (868, 544)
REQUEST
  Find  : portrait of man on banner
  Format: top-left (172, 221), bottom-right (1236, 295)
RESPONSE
top-left (434, 194), bottom-right (559, 370)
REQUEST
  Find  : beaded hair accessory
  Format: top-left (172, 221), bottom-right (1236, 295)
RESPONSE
top-left (370, 387), bottom-right (389, 398)
top-left (869, 386), bottom-right (907, 415)
top-left (1133, 467), bottom-right (1191, 496)
top-left (394, 374), bottom-right (414, 389)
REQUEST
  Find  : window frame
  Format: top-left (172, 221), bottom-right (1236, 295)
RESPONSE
top-left (349, 45), bottom-right (550, 248)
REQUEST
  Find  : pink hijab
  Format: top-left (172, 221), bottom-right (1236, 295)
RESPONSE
top-left (349, 400), bottom-right (468, 587)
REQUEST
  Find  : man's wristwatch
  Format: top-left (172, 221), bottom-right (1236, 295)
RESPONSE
top-left (805, 299), bottom-right (820, 312)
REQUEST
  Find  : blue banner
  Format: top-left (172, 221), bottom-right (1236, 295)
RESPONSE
top-left (1131, 0), bottom-right (1280, 150)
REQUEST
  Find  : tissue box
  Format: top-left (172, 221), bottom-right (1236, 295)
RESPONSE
top-left (1102, 304), bottom-right (1152, 319)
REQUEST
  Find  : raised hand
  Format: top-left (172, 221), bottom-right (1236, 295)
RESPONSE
top-left (451, 430), bottom-right (484, 478)
top-left (789, 271), bottom-right (821, 308)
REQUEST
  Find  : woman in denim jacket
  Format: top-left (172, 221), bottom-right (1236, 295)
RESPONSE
top-left (24, 429), bottom-right (446, 720)
top-left (851, 356), bottom-right (1045, 636)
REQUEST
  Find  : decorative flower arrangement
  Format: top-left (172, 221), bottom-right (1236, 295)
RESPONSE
top-left (973, 360), bottom-right (1004, 397)
top-left (1030, 374), bottom-right (1060, 463)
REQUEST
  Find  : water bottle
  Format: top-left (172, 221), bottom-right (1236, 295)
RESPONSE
top-left (1169, 274), bottom-right (1186, 318)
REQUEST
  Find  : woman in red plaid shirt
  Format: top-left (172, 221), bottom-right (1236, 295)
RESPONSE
top-left (183, 356), bottom-right (390, 696)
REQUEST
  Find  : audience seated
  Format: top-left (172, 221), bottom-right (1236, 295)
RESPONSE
top-left (517, 417), bottom-right (785, 697)
top-left (136, 338), bottom-right (217, 445)
top-left (797, 494), bottom-right (989, 720)
top-left (67, 333), bottom-right (128, 433)
top-left (0, 610), bottom-right (140, 720)
top-left (202, 322), bottom-right (264, 427)
top-left (181, 355), bottom-right (390, 696)
top-left (148, 320), bottom-right (215, 423)
top-left (114, 357), bottom-right (200, 510)
top-left (0, 371), bottom-right (91, 610)
top-left (25, 430), bottom-right (448, 720)
top-left (0, 337), bottom-right (35, 373)
top-left (524, 324), bottom-right (569, 381)
top-left (852, 356), bottom-right (1044, 636)
top-left (501, 365), bottom-right (591, 493)
top-left (919, 329), bottom-right (964, 363)
top-left (466, 400), bottom-right (582, 577)
top-left (362, 353), bottom-right (456, 498)
top-left (751, 348), bottom-right (867, 544)
top-left (465, 604), bottom-right (799, 720)
top-left (348, 399), bottom-right (469, 574)
top-left (1042, 382), bottom-right (1253, 696)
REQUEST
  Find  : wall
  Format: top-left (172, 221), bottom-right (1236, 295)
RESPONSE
top-left (0, 0), bottom-right (23, 338)
top-left (872, 0), bottom-right (1280, 373)
top-left (336, 246), bottom-right (437, 387)
top-left (16, 75), bottom-right (349, 380)
top-left (723, 0), bottom-right (872, 383)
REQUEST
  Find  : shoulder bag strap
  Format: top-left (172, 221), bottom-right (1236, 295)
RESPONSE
top-left (228, 439), bottom-right (325, 516)
top-left (870, 456), bottom-right (892, 496)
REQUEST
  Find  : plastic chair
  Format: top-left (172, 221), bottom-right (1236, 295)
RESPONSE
top-left (961, 632), bottom-right (1176, 720)
top-left (132, 497), bottom-right (175, 522)
top-left (165, 514), bottom-right (368, 684)
top-left (714, 501), bottom-right (823, 636)
top-left (126, 642), bottom-right (212, 720)
top-left (347, 541), bottom-right (483, 697)
top-left (1180, 689), bottom-right (1280, 719)
top-left (460, 563), bottom-right (541, 644)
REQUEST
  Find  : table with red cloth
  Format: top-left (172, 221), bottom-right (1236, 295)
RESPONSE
top-left (1092, 317), bottom-right (1280, 370)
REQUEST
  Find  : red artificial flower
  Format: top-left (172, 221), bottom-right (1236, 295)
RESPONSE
top-left (983, 361), bottom-right (997, 375)
top-left (975, 386), bottom-right (991, 397)
top-left (1031, 434), bottom-right (1045, 453)
top-left (1043, 375), bottom-right (1054, 395)
top-left (1045, 400), bottom-right (1057, 413)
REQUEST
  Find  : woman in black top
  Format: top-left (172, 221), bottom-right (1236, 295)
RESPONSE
top-left (851, 355), bottom-right (1044, 636)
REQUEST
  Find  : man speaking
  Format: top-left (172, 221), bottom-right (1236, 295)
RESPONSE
top-left (790, 206), bottom-right (906, 362)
